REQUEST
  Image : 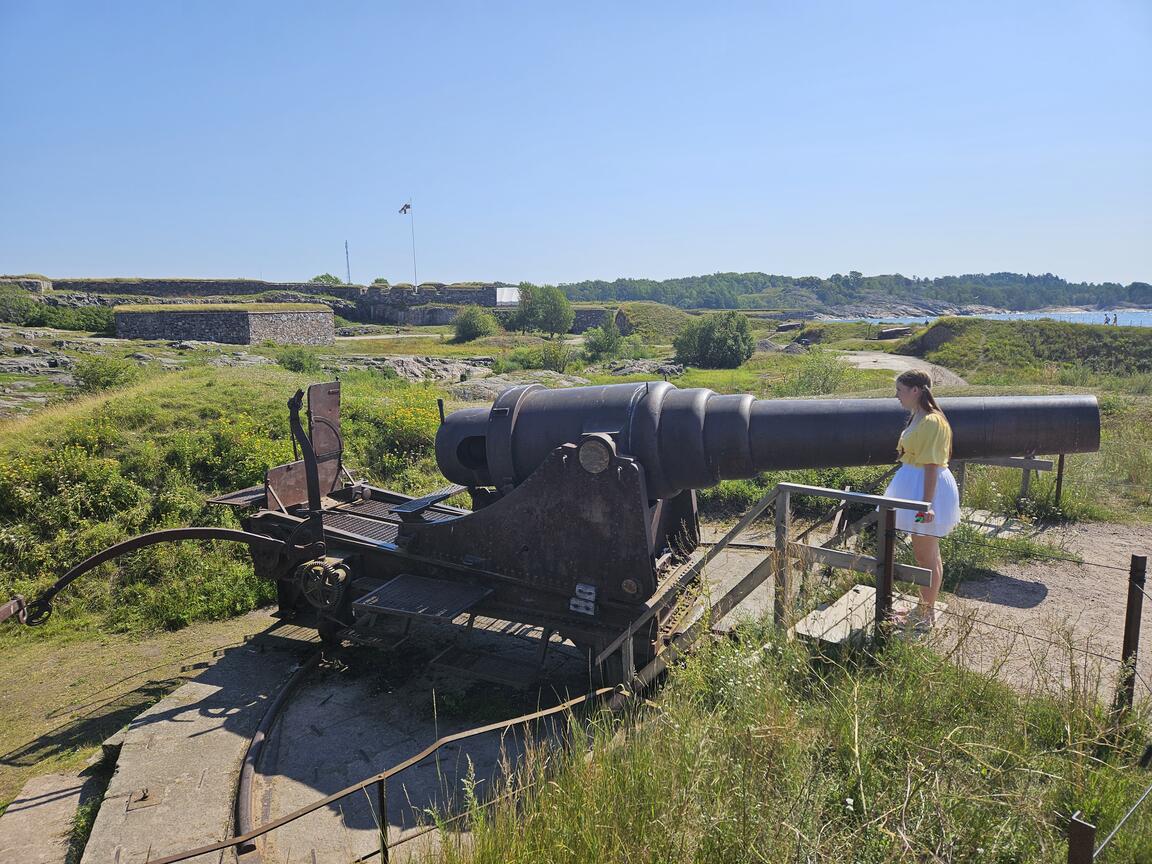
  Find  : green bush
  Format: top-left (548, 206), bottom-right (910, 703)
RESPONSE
top-left (453, 305), bottom-right (499, 342)
top-left (772, 349), bottom-right (851, 396)
top-left (276, 345), bottom-right (321, 373)
top-left (673, 310), bottom-right (754, 368)
top-left (0, 286), bottom-right (115, 333)
top-left (584, 314), bottom-right (623, 360)
top-left (73, 356), bottom-right (140, 393)
top-left (539, 341), bottom-right (575, 372)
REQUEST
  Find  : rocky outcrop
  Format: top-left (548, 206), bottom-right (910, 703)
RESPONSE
top-left (598, 359), bottom-right (684, 377)
top-left (326, 354), bottom-right (496, 382)
top-left (448, 370), bottom-right (591, 402)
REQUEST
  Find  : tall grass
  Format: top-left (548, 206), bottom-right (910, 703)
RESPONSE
top-left (431, 625), bottom-right (1152, 863)
top-left (0, 367), bottom-right (446, 637)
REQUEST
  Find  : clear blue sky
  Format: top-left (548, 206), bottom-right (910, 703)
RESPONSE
top-left (2, 1), bottom-right (1148, 286)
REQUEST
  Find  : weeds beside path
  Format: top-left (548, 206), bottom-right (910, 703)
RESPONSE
top-left (0, 607), bottom-right (277, 814)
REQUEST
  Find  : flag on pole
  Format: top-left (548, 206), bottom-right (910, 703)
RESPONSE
top-left (398, 202), bottom-right (412, 214)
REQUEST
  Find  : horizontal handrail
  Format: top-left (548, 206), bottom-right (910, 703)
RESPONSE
top-left (776, 482), bottom-right (929, 512)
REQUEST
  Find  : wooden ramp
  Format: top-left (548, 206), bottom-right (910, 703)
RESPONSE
top-left (794, 585), bottom-right (947, 645)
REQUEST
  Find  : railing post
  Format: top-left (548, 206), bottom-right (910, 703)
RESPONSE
top-left (773, 490), bottom-right (791, 627)
top-left (953, 461), bottom-right (966, 505)
top-left (1067, 811), bottom-right (1096, 864)
top-left (1054, 454), bottom-right (1066, 507)
top-left (875, 508), bottom-right (896, 637)
top-left (1117, 554), bottom-right (1148, 711)
top-left (378, 778), bottom-right (389, 862)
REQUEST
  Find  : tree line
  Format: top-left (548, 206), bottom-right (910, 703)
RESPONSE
top-left (558, 271), bottom-right (1152, 311)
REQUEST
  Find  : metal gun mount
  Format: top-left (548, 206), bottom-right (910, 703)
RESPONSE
top-left (3, 381), bottom-right (1100, 676)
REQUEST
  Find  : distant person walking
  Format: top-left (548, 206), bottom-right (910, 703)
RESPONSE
top-left (882, 370), bottom-right (960, 629)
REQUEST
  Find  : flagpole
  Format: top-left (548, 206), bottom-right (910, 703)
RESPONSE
top-left (409, 202), bottom-right (418, 289)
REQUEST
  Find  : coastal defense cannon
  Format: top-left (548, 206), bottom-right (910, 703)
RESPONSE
top-left (3, 381), bottom-right (1101, 678)
top-left (435, 382), bottom-right (1100, 498)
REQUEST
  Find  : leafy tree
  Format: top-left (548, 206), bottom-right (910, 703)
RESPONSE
top-left (453, 305), bottom-right (499, 342)
top-left (673, 311), bottom-right (754, 368)
top-left (372, 277), bottom-right (390, 286)
top-left (511, 282), bottom-right (542, 333)
top-left (309, 273), bottom-right (343, 285)
top-left (584, 313), bottom-right (623, 360)
top-left (537, 285), bottom-right (575, 336)
top-left (1129, 282), bottom-right (1152, 305)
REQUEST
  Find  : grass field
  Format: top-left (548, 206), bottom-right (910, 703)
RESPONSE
top-left (432, 624), bottom-right (1152, 863)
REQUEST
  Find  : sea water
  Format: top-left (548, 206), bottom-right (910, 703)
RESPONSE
top-left (833, 310), bottom-right (1152, 328)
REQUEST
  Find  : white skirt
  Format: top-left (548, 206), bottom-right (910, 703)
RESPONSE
top-left (882, 463), bottom-right (961, 537)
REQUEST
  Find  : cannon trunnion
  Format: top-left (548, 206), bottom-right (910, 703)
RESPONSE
top-left (215, 381), bottom-right (1100, 667)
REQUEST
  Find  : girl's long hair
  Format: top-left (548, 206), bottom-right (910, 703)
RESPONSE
top-left (897, 369), bottom-right (945, 425)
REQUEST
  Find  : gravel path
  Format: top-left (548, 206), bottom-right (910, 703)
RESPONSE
top-left (839, 350), bottom-right (968, 387)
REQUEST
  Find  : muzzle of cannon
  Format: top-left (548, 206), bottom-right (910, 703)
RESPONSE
top-left (436, 382), bottom-right (1100, 499)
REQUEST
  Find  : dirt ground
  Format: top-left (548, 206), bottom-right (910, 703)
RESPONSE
top-left (936, 520), bottom-right (1152, 706)
top-left (839, 350), bottom-right (969, 387)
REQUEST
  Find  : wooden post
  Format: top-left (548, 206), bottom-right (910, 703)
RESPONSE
top-left (1054, 454), bottom-right (1066, 507)
top-left (1118, 555), bottom-right (1148, 711)
top-left (875, 508), bottom-right (896, 637)
top-left (1019, 466), bottom-right (1032, 502)
top-left (378, 778), bottom-right (389, 862)
top-left (773, 490), bottom-right (791, 627)
top-left (953, 461), bottom-right (966, 506)
top-left (1066, 811), bottom-right (1096, 864)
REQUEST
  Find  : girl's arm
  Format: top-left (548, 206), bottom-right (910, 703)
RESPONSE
top-left (921, 464), bottom-right (939, 522)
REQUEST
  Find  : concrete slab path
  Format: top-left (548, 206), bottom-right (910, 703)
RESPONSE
top-left (79, 624), bottom-right (317, 864)
top-left (0, 772), bottom-right (89, 864)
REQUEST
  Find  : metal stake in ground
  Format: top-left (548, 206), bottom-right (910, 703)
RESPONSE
top-left (874, 508), bottom-right (896, 638)
top-left (1117, 554), bottom-right (1148, 711)
top-left (1066, 811), bottom-right (1095, 864)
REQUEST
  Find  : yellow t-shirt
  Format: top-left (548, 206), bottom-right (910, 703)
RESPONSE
top-left (898, 412), bottom-right (951, 468)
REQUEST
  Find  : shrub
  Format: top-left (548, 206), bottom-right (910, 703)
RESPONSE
top-left (276, 345), bottom-right (321, 373)
top-left (453, 305), bottom-right (499, 342)
top-left (584, 314), bottom-right (624, 360)
top-left (673, 311), bottom-right (754, 368)
top-left (309, 273), bottom-right (342, 285)
top-left (73, 356), bottom-right (140, 393)
top-left (539, 341), bottom-right (575, 372)
top-left (772, 350), bottom-right (851, 396)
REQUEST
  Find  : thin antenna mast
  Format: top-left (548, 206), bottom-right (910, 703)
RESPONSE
top-left (344, 240), bottom-right (351, 285)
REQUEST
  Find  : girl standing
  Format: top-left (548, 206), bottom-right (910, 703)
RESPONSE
top-left (883, 370), bottom-right (961, 627)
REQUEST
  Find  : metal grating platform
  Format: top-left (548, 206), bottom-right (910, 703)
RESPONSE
top-left (338, 497), bottom-right (461, 524)
top-left (353, 574), bottom-right (492, 620)
top-left (323, 511), bottom-right (401, 545)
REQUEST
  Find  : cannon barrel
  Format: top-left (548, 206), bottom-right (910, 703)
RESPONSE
top-left (436, 382), bottom-right (1100, 499)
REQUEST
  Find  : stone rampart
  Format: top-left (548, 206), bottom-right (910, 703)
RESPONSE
top-left (114, 308), bottom-right (334, 345)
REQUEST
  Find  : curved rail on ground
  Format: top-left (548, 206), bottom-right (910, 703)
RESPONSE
top-left (235, 648), bottom-right (324, 858)
top-left (148, 684), bottom-right (619, 864)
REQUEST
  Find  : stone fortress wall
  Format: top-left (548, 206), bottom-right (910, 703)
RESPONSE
top-left (8, 277), bottom-right (609, 333)
top-left (114, 308), bottom-right (334, 345)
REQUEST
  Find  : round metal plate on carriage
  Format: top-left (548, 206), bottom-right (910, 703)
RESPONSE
top-left (620, 578), bottom-right (639, 595)
top-left (578, 438), bottom-right (612, 474)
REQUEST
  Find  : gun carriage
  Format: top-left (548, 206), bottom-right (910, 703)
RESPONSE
top-left (2, 381), bottom-right (1100, 677)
